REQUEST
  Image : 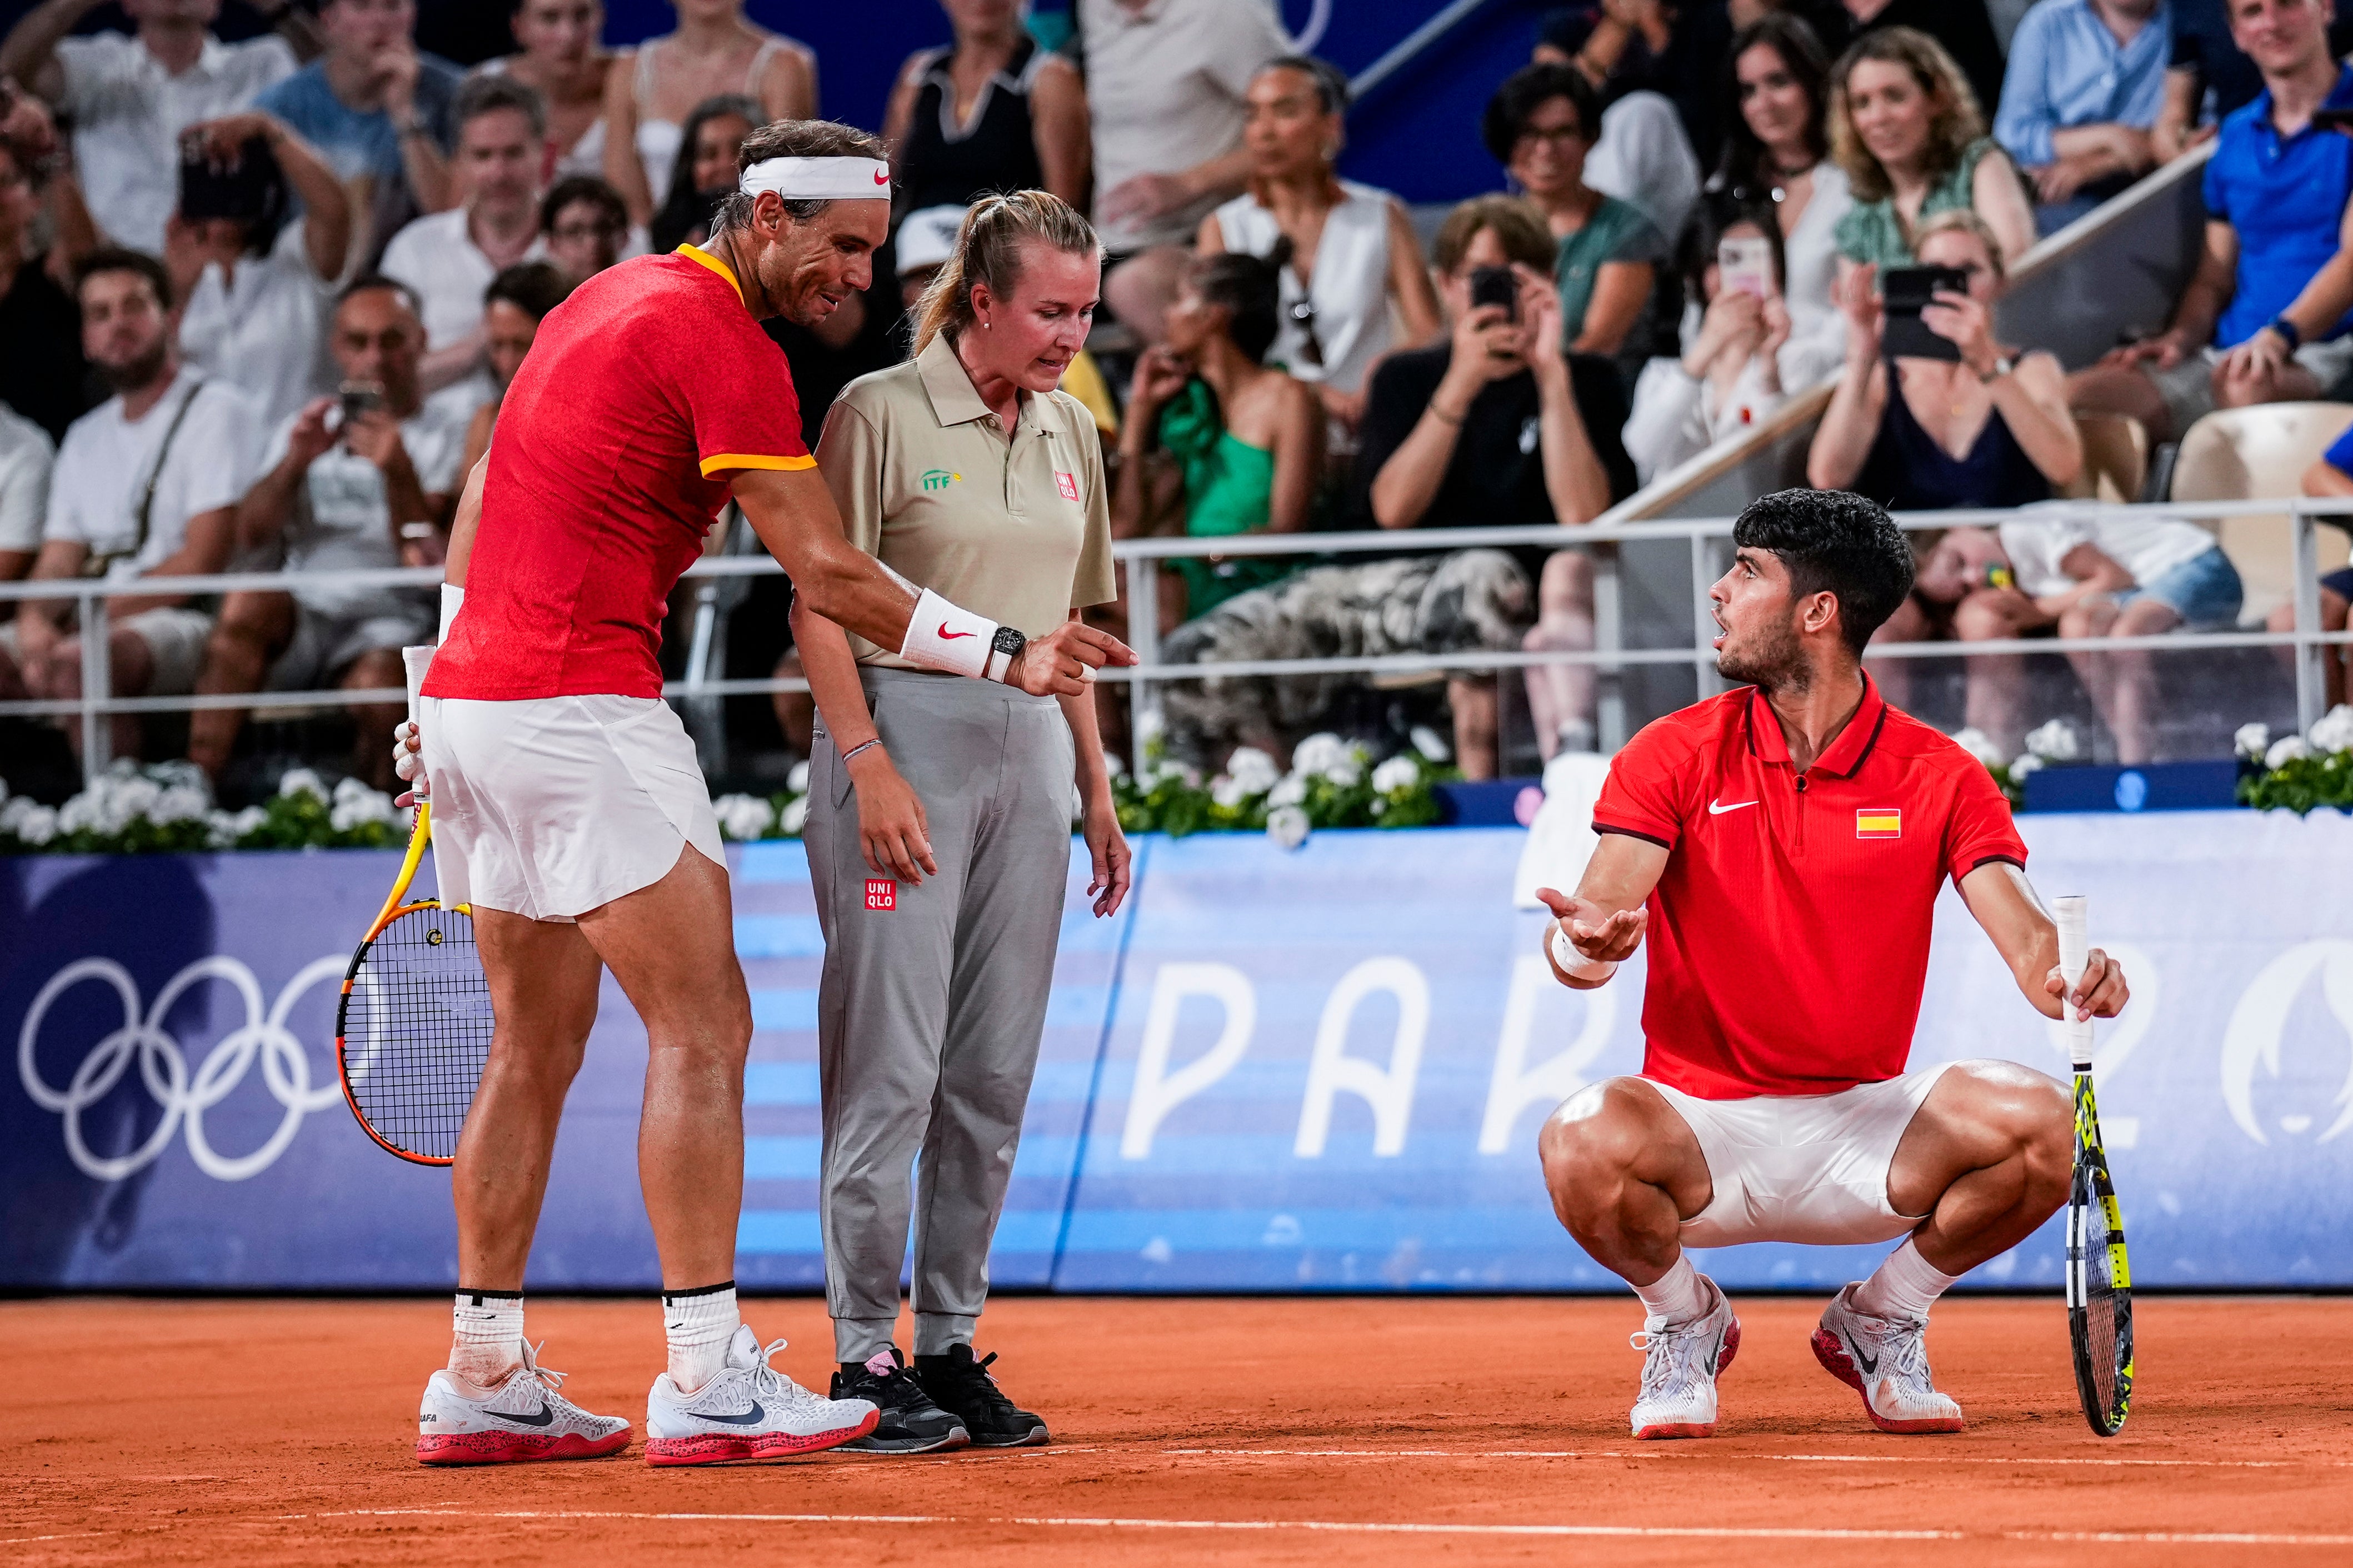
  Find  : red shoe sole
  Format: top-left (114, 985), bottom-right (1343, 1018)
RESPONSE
top-left (643, 1407), bottom-right (881, 1466)
top-left (1632, 1315), bottom-right (1741, 1441)
top-left (417, 1427), bottom-right (632, 1465)
top-left (1809, 1327), bottom-right (1966, 1435)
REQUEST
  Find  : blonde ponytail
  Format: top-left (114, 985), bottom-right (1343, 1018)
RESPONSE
top-left (912, 190), bottom-right (1101, 355)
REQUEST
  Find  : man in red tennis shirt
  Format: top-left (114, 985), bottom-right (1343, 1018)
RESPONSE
top-left (1534, 489), bottom-right (2129, 1441)
top-left (397, 121), bottom-right (1132, 1468)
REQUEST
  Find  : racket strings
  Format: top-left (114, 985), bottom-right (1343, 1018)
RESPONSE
top-left (343, 905), bottom-right (492, 1161)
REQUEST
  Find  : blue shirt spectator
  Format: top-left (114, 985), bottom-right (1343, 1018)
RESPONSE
top-left (1994, 0), bottom-right (2171, 233)
top-left (255, 55), bottom-right (459, 191)
top-left (2205, 60), bottom-right (2353, 349)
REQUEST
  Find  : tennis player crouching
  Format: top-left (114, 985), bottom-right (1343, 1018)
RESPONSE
top-left (398, 122), bottom-right (1132, 1466)
top-left (1536, 488), bottom-right (2127, 1439)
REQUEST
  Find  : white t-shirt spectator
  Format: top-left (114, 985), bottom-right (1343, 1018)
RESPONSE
top-left (178, 221), bottom-right (336, 429)
top-left (0, 403), bottom-right (56, 557)
top-left (1999, 511), bottom-right (2221, 597)
top-left (55, 31), bottom-right (298, 255)
top-left (1212, 180), bottom-right (1399, 395)
top-left (258, 378), bottom-right (486, 618)
top-left (1081, 0), bottom-right (1286, 252)
top-left (43, 370), bottom-right (262, 580)
top-left (379, 207), bottom-right (549, 350)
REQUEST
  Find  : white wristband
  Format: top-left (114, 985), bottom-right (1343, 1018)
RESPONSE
top-left (1551, 923), bottom-right (1618, 983)
top-left (900, 587), bottom-right (995, 679)
top-left (437, 582), bottom-right (464, 643)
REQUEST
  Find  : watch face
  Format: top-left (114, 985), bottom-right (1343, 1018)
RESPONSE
top-left (992, 624), bottom-right (1026, 656)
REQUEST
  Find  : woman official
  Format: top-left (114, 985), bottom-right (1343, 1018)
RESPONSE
top-left (795, 191), bottom-right (1128, 1454)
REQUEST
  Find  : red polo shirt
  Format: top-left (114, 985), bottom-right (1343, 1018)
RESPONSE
top-left (1590, 678), bottom-right (2026, 1100)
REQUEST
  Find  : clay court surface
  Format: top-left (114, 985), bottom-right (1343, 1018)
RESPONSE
top-left (6, 1295), bottom-right (2349, 1565)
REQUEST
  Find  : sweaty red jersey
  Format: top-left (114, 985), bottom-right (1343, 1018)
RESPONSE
top-left (1590, 678), bottom-right (2026, 1100)
top-left (426, 247), bottom-right (811, 701)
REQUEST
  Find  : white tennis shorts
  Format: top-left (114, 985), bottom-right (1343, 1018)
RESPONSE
top-left (1650, 1063), bottom-right (1956, 1249)
top-left (419, 693), bottom-right (723, 923)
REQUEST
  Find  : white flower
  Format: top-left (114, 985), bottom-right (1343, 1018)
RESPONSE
top-left (1266, 804), bottom-right (1310, 850)
top-left (2008, 753), bottom-right (2044, 780)
top-left (6, 800), bottom-right (58, 845)
top-left (1210, 774), bottom-right (1250, 809)
top-left (1949, 727), bottom-right (2008, 768)
top-left (1291, 732), bottom-right (1352, 777)
top-left (711, 793), bottom-right (776, 841)
top-left (1103, 752), bottom-right (1127, 779)
top-left (2235, 721), bottom-right (2272, 761)
top-left (278, 768), bottom-right (328, 801)
top-left (206, 809), bottom-right (241, 848)
top-left (778, 794), bottom-right (810, 835)
top-left (1223, 746), bottom-right (1281, 795)
top-left (1266, 774), bottom-right (1308, 808)
top-left (1136, 707), bottom-right (1167, 743)
top-left (2266, 735), bottom-right (2310, 770)
top-left (787, 759), bottom-right (811, 795)
top-left (1149, 758), bottom-right (1201, 789)
top-left (144, 759), bottom-right (208, 798)
top-left (1410, 725), bottom-right (1451, 763)
top-left (152, 784), bottom-right (210, 825)
top-left (2024, 718), bottom-right (2081, 763)
top-left (1371, 755), bottom-right (1421, 794)
top-left (2309, 704), bottom-right (2353, 755)
top-left (1321, 758), bottom-right (1363, 788)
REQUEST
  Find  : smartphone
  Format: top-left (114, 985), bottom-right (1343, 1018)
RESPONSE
top-left (178, 133), bottom-right (280, 226)
top-left (1468, 265), bottom-right (1518, 321)
top-left (1718, 236), bottom-right (1775, 299)
top-left (2312, 107), bottom-right (2353, 133)
top-left (1880, 265), bottom-right (1970, 362)
top-left (339, 382), bottom-right (385, 427)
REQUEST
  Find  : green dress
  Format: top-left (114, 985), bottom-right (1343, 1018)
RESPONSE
top-left (1158, 380), bottom-right (1291, 617)
top-left (1834, 137), bottom-right (1997, 268)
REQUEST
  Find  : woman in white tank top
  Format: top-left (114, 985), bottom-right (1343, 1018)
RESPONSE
top-left (602, 0), bottom-right (817, 226)
top-left (477, 0), bottom-right (620, 183)
top-left (1200, 57), bottom-right (1440, 434)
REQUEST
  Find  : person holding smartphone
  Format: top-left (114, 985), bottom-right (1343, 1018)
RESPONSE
top-left (1807, 208), bottom-right (2080, 510)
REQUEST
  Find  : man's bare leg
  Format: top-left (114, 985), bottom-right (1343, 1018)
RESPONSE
top-left (189, 591), bottom-right (294, 778)
top-left (1884, 1059), bottom-right (2074, 1278)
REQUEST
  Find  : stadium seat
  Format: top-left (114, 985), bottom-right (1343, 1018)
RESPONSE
top-left (2062, 412), bottom-right (2150, 505)
top-left (2169, 402), bottom-right (2353, 622)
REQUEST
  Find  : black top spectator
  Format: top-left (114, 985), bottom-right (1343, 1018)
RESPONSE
top-left (1537, 0), bottom-right (1735, 173)
top-left (1713, 12), bottom-right (1833, 208)
top-left (0, 131), bottom-right (94, 443)
top-left (649, 94), bottom-right (760, 259)
top-left (883, 1), bottom-right (1090, 216)
top-left (540, 174), bottom-right (628, 284)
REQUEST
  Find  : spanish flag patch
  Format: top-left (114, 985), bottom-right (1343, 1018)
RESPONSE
top-left (1856, 808), bottom-right (1902, 839)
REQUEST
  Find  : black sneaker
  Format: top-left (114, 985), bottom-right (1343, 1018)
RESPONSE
top-left (914, 1344), bottom-right (1049, 1447)
top-left (830, 1347), bottom-right (969, 1454)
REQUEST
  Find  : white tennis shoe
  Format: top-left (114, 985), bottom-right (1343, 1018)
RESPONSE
top-left (1811, 1283), bottom-right (1966, 1434)
top-left (645, 1325), bottom-right (879, 1466)
top-left (417, 1340), bottom-right (632, 1465)
top-left (1628, 1275), bottom-right (1741, 1439)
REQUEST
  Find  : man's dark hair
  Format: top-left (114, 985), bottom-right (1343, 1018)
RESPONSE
top-left (484, 259), bottom-right (572, 322)
top-left (1481, 63), bottom-right (1600, 166)
top-left (454, 72), bottom-right (548, 142)
top-left (1188, 244), bottom-right (1285, 363)
top-left (74, 246), bottom-right (173, 311)
top-left (541, 173), bottom-right (627, 235)
top-left (707, 119), bottom-right (890, 238)
top-left (337, 272), bottom-right (423, 315)
top-left (1732, 488), bottom-right (1915, 653)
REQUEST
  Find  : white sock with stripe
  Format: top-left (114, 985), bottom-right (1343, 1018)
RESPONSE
top-left (663, 1281), bottom-right (740, 1395)
top-left (1630, 1254), bottom-right (1710, 1329)
top-left (449, 1288), bottom-right (524, 1388)
top-left (1852, 1237), bottom-right (1960, 1323)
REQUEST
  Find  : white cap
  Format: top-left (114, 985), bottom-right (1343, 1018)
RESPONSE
top-left (896, 204), bottom-right (968, 278)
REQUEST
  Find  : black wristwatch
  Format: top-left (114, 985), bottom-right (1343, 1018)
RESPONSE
top-left (985, 624), bottom-right (1026, 682)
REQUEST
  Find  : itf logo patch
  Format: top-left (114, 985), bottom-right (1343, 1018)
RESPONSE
top-left (921, 469), bottom-right (960, 492)
top-left (865, 878), bottom-right (896, 910)
top-left (1855, 808), bottom-right (1902, 839)
top-left (1055, 470), bottom-right (1080, 502)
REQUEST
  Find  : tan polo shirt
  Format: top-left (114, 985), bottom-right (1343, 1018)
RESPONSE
top-left (817, 332), bottom-right (1117, 669)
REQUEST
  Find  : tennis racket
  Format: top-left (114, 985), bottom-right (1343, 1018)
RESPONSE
top-left (333, 645), bottom-right (492, 1165)
top-left (2054, 894), bottom-right (2134, 1436)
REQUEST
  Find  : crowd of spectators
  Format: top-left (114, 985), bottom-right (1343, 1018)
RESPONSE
top-left (2, 0), bottom-right (2351, 794)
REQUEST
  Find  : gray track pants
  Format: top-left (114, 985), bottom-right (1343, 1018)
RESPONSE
top-left (807, 666), bottom-right (1076, 1362)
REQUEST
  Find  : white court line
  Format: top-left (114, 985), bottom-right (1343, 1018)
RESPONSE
top-left (1156, 1447), bottom-right (2348, 1470)
top-left (314, 1508), bottom-right (2353, 1547)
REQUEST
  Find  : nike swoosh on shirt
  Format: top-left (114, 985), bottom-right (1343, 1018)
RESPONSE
top-left (696, 1400), bottom-right (768, 1426)
top-left (938, 624), bottom-right (976, 639)
top-left (1707, 799), bottom-right (1759, 815)
top-left (491, 1403), bottom-right (556, 1428)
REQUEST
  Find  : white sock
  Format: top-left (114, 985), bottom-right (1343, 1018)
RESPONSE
top-left (1852, 1237), bottom-right (1960, 1324)
top-left (663, 1281), bottom-right (740, 1395)
top-left (449, 1289), bottom-right (523, 1387)
top-left (1630, 1254), bottom-right (1711, 1329)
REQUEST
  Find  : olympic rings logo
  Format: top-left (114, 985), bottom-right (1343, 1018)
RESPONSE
top-left (18, 955), bottom-right (348, 1182)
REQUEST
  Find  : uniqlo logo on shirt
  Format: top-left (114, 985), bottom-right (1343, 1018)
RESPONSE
top-left (1856, 808), bottom-right (1902, 839)
top-left (1055, 470), bottom-right (1080, 502)
top-left (865, 878), bottom-right (896, 910)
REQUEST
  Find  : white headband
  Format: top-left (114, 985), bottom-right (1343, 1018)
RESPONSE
top-left (739, 157), bottom-right (893, 201)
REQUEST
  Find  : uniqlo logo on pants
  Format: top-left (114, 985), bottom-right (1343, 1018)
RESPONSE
top-left (865, 878), bottom-right (896, 910)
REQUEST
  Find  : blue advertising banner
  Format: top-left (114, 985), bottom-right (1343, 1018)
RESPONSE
top-left (6, 813), bottom-right (2352, 1292)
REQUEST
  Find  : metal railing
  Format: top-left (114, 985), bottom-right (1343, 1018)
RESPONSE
top-left (3, 498), bottom-right (2348, 785)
